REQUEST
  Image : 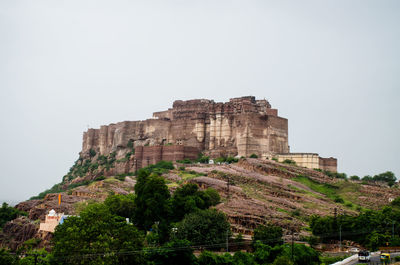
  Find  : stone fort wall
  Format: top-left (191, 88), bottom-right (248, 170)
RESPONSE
top-left (80, 96), bottom-right (337, 172)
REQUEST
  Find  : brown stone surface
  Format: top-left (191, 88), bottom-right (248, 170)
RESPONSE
top-left (81, 96), bottom-right (289, 161)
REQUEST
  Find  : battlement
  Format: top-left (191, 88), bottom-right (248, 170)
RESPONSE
top-left (80, 96), bottom-right (336, 172)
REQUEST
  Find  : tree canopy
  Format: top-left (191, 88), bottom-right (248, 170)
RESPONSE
top-left (51, 203), bottom-right (144, 265)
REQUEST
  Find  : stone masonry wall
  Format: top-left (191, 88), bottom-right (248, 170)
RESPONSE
top-left (81, 96), bottom-right (289, 160)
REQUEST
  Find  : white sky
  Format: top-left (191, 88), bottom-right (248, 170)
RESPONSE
top-left (1, 0), bottom-right (399, 203)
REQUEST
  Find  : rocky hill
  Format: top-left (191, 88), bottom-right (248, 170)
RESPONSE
top-left (1, 97), bottom-right (396, 251)
top-left (1, 157), bottom-right (398, 251)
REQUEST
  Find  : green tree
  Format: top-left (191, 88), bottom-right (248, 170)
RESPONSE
top-left (170, 184), bottom-right (220, 222)
top-left (350, 175), bottom-right (360, 181)
top-left (392, 197), bottom-right (400, 207)
top-left (197, 251), bottom-right (233, 265)
top-left (232, 251), bottom-right (256, 265)
top-left (373, 171), bottom-right (397, 187)
top-left (0, 248), bottom-right (18, 265)
top-left (272, 256), bottom-right (293, 265)
top-left (134, 173), bottom-right (171, 231)
top-left (176, 209), bottom-right (231, 248)
top-left (203, 188), bottom-right (221, 206)
top-left (89, 149), bottom-right (96, 158)
top-left (280, 243), bottom-right (320, 265)
top-left (51, 203), bottom-right (144, 265)
top-left (104, 193), bottom-right (136, 219)
top-left (145, 239), bottom-right (196, 265)
top-left (253, 242), bottom-right (284, 264)
top-left (253, 223), bottom-right (283, 247)
top-left (362, 175), bottom-right (373, 182)
top-left (0, 202), bottom-right (26, 228)
top-left (19, 249), bottom-right (51, 265)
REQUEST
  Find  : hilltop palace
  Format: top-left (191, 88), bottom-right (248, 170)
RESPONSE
top-left (81, 96), bottom-right (337, 172)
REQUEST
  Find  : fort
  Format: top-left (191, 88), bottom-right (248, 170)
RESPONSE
top-left (81, 96), bottom-right (337, 172)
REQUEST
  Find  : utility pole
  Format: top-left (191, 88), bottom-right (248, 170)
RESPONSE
top-left (393, 221), bottom-right (395, 238)
top-left (291, 230), bottom-right (294, 262)
top-left (339, 224), bottom-right (342, 252)
top-left (226, 175), bottom-right (230, 252)
top-left (227, 175), bottom-right (230, 200)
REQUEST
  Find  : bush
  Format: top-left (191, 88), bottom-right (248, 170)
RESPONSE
top-left (197, 154), bottom-right (210, 164)
top-left (350, 175), bottom-right (360, 181)
top-left (373, 171), bottom-right (397, 186)
top-left (391, 197), bottom-right (400, 207)
top-left (362, 175), bottom-right (373, 182)
top-left (345, 202), bottom-right (353, 208)
top-left (30, 183), bottom-right (64, 200)
top-left (249, 153), bottom-right (258, 158)
top-left (177, 158), bottom-right (193, 164)
top-left (89, 149), bottom-right (96, 157)
top-left (94, 176), bottom-right (105, 181)
top-left (334, 197), bottom-right (344, 203)
top-left (0, 203), bottom-right (27, 228)
top-left (127, 139), bottom-right (134, 149)
top-left (283, 159), bottom-right (296, 165)
top-left (253, 223), bottom-right (283, 247)
top-left (273, 256), bottom-right (293, 265)
top-left (176, 209), bottom-right (231, 248)
top-left (0, 248), bottom-right (18, 264)
top-left (145, 239), bottom-right (196, 265)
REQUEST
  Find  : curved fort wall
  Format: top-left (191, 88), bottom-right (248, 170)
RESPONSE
top-left (80, 96), bottom-right (336, 171)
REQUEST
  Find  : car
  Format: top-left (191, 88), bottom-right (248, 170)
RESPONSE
top-left (358, 250), bottom-right (370, 262)
top-left (349, 247), bottom-right (360, 253)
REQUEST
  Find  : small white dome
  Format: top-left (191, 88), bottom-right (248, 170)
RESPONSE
top-left (49, 209), bottom-right (56, 216)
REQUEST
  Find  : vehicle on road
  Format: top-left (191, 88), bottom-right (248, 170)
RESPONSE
top-left (358, 250), bottom-right (370, 262)
top-left (380, 253), bottom-right (390, 264)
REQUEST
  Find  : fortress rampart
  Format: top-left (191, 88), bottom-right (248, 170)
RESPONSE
top-left (80, 96), bottom-right (336, 171)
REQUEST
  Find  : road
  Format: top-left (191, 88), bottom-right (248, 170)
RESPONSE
top-left (348, 252), bottom-right (399, 265)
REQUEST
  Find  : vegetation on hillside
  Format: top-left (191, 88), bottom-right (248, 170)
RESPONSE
top-left (0, 203), bottom-right (26, 228)
top-left (310, 204), bottom-right (400, 250)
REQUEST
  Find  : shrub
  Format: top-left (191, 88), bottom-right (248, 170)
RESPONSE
top-left (89, 149), bottom-right (96, 157)
top-left (177, 159), bottom-right (192, 164)
top-left (345, 202), bottom-right (353, 208)
top-left (116, 175), bottom-right (126, 181)
top-left (253, 223), bottom-right (283, 247)
top-left (334, 197), bottom-right (344, 203)
top-left (94, 176), bottom-right (105, 181)
top-left (373, 171), bottom-right (397, 187)
top-left (291, 209), bottom-right (301, 216)
top-left (176, 209), bottom-right (231, 248)
top-left (127, 139), bottom-right (134, 149)
top-left (273, 256), bottom-right (293, 265)
top-left (196, 153), bottom-right (210, 163)
top-left (0, 203), bottom-right (27, 228)
top-left (249, 153), bottom-right (258, 158)
top-left (283, 159), bottom-right (296, 165)
top-left (350, 175), bottom-right (360, 181)
top-left (272, 157), bottom-right (278, 161)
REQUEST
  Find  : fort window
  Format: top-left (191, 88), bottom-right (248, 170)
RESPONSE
top-left (176, 139), bottom-right (183, 145)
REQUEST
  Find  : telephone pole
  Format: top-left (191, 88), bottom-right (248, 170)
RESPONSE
top-left (226, 175), bottom-right (230, 252)
top-left (291, 230), bottom-right (294, 261)
top-left (339, 224), bottom-right (342, 252)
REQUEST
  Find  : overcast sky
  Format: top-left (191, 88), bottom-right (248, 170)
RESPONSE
top-left (1, 0), bottom-right (399, 204)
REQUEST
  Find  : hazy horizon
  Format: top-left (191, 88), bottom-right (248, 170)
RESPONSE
top-left (1, 0), bottom-right (399, 203)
